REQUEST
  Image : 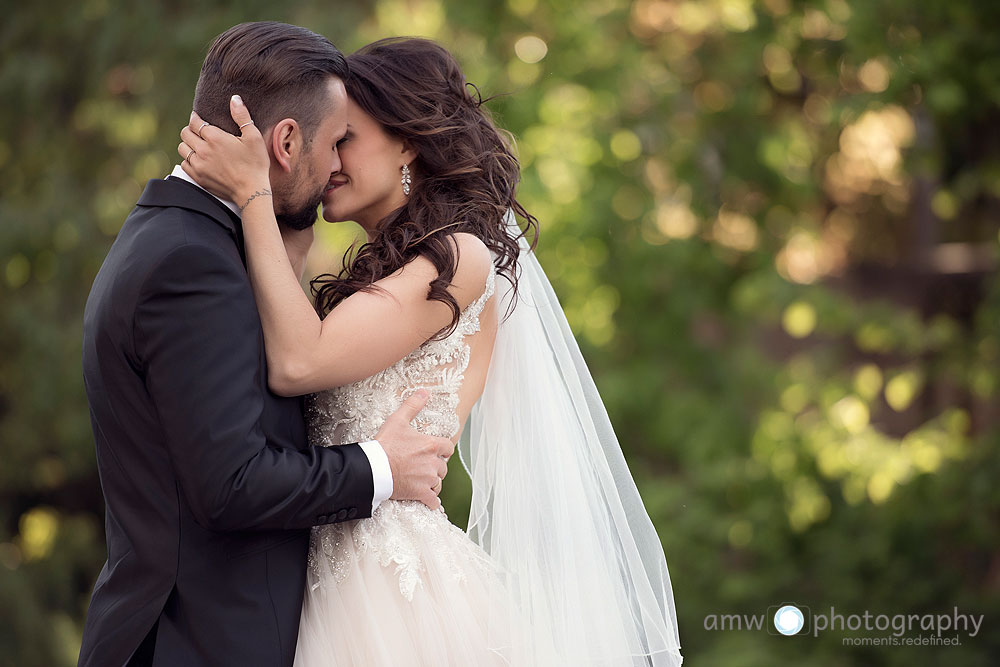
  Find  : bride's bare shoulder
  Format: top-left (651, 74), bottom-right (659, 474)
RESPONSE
top-left (446, 232), bottom-right (493, 306)
top-left (387, 232), bottom-right (492, 310)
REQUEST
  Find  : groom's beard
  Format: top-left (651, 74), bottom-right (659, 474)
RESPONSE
top-left (274, 159), bottom-right (325, 231)
top-left (276, 193), bottom-right (322, 231)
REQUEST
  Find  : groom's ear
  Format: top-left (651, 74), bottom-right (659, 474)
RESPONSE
top-left (269, 118), bottom-right (301, 174)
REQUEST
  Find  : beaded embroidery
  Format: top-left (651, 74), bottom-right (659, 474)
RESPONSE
top-left (305, 270), bottom-right (495, 601)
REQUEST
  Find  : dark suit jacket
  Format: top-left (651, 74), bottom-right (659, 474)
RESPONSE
top-left (79, 177), bottom-right (373, 667)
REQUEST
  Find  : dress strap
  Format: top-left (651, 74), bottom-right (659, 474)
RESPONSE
top-left (460, 269), bottom-right (496, 335)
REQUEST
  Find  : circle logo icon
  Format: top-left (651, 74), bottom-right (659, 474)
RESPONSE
top-left (773, 605), bottom-right (805, 636)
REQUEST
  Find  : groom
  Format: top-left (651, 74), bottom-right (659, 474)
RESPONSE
top-left (79, 22), bottom-right (452, 666)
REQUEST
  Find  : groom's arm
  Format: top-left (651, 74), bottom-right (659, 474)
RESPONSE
top-left (135, 238), bottom-right (376, 532)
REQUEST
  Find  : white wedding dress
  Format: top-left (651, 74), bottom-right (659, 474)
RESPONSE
top-left (294, 271), bottom-right (513, 666)
top-left (294, 240), bottom-right (683, 666)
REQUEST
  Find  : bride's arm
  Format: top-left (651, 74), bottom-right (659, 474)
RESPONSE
top-left (179, 102), bottom-right (492, 396)
top-left (245, 217), bottom-right (489, 397)
top-left (280, 225), bottom-right (313, 283)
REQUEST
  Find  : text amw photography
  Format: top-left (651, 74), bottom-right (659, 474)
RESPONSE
top-left (2, 1), bottom-right (998, 666)
top-left (705, 604), bottom-right (985, 648)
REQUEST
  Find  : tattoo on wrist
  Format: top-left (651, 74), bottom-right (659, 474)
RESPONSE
top-left (239, 189), bottom-right (273, 212)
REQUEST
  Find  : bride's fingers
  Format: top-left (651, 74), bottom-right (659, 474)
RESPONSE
top-left (183, 112), bottom-right (210, 150)
top-left (178, 127), bottom-right (216, 174)
top-left (177, 125), bottom-right (210, 172)
top-left (188, 110), bottom-right (207, 136)
top-left (189, 112), bottom-right (233, 145)
top-left (179, 124), bottom-right (208, 151)
top-left (229, 95), bottom-right (260, 139)
top-left (177, 140), bottom-right (196, 163)
top-left (177, 141), bottom-right (198, 180)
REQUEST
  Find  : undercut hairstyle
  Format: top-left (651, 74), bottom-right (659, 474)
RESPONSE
top-left (311, 38), bottom-right (538, 338)
top-left (193, 22), bottom-right (348, 141)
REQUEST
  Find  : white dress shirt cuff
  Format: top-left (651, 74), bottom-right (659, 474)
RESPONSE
top-left (359, 439), bottom-right (393, 514)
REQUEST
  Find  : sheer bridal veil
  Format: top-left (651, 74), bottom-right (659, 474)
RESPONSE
top-left (459, 218), bottom-right (683, 666)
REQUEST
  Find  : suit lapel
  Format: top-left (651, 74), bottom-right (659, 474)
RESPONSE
top-left (137, 177), bottom-right (246, 263)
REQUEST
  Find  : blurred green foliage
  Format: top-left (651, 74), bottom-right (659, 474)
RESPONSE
top-left (2, 0), bottom-right (999, 664)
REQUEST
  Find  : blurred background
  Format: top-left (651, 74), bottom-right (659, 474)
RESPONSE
top-left (2, 0), bottom-right (999, 664)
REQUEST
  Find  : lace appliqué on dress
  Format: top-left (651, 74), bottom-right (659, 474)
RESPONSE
top-left (305, 270), bottom-right (496, 601)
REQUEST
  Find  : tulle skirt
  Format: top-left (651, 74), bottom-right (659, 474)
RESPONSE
top-left (293, 500), bottom-right (513, 666)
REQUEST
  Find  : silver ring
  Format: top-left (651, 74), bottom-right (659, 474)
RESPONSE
top-left (197, 121), bottom-right (210, 138)
top-left (238, 120), bottom-right (255, 130)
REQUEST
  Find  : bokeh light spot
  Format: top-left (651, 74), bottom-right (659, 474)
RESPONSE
top-left (18, 508), bottom-right (59, 562)
top-left (610, 129), bottom-right (642, 161)
top-left (782, 301), bottom-right (816, 338)
top-left (729, 520), bottom-right (754, 547)
top-left (6, 254), bottom-right (30, 288)
top-left (853, 364), bottom-right (883, 400)
top-left (831, 396), bottom-right (869, 434)
top-left (885, 370), bottom-right (923, 412)
top-left (514, 35), bottom-right (548, 63)
top-left (858, 57), bottom-right (891, 93)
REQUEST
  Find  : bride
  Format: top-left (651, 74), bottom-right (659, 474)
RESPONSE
top-left (179, 37), bottom-right (681, 666)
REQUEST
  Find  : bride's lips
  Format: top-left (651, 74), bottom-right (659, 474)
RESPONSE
top-left (324, 178), bottom-right (348, 195)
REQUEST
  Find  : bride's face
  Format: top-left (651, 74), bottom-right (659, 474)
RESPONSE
top-left (321, 98), bottom-right (415, 232)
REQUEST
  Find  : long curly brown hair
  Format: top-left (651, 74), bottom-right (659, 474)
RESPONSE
top-left (310, 38), bottom-right (537, 337)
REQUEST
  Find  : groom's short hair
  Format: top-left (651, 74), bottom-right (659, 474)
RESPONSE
top-left (193, 22), bottom-right (348, 141)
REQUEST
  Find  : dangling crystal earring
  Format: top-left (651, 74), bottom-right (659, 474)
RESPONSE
top-left (401, 164), bottom-right (411, 196)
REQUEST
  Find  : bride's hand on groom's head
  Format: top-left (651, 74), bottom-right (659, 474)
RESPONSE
top-left (177, 96), bottom-right (270, 207)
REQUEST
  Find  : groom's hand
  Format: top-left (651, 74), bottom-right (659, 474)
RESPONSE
top-left (375, 389), bottom-right (454, 510)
